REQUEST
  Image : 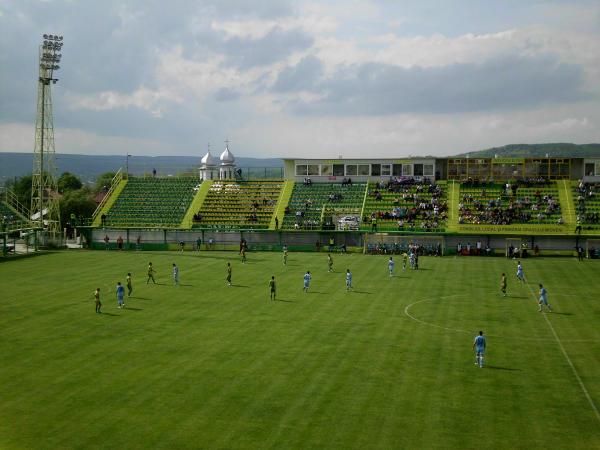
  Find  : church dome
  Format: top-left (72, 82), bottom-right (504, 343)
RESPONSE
top-left (220, 144), bottom-right (235, 165)
top-left (201, 150), bottom-right (217, 167)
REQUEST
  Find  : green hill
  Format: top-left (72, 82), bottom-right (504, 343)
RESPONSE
top-left (0, 153), bottom-right (283, 184)
top-left (456, 143), bottom-right (600, 158)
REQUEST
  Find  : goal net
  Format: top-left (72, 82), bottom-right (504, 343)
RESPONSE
top-left (586, 239), bottom-right (600, 259)
top-left (364, 233), bottom-right (444, 256)
top-left (505, 238), bottom-right (522, 258)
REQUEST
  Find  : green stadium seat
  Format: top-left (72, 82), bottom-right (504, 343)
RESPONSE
top-left (281, 183), bottom-right (366, 230)
top-left (192, 180), bottom-right (283, 230)
top-left (104, 177), bottom-right (199, 228)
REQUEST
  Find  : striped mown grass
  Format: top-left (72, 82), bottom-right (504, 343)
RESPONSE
top-left (1, 251), bottom-right (599, 449)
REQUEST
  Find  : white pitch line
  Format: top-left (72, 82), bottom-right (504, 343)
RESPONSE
top-left (403, 295), bottom-right (469, 335)
top-left (404, 295), bottom-right (599, 343)
top-left (525, 281), bottom-right (600, 424)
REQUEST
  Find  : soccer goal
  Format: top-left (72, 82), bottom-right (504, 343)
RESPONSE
top-left (586, 239), bottom-right (600, 259)
top-left (505, 238), bottom-right (522, 258)
top-left (364, 233), bottom-right (445, 256)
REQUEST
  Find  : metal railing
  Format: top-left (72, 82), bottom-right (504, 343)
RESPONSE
top-left (92, 168), bottom-right (123, 220)
top-left (1, 218), bottom-right (34, 233)
top-left (5, 188), bottom-right (30, 220)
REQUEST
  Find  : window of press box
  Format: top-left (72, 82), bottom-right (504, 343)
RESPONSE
top-left (413, 164), bottom-right (424, 176)
top-left (371, 164), bottom-right (381, 176)
top-left (585, 163), bottom-right (596, 176)
top-left (381, 164), bottom-right (391, 176)
top-left (392, 164), bottom-right (403, 176)
top-left (321, 165), bottom-right (332, 175)
top-left (424, 164), bottom-right (434, 176)
top-left (333, 165), bottom-right (345, 176)
top-left (296, 165), bottom-right (308, 176)
top-left (358, 164), bottom-right (370, 176)
top-left (345, 165), bottom-right (358, 176)
top-left (402, 164), bottom-right (413, 176)
top-left (308, 165), bottom-right (320, 176)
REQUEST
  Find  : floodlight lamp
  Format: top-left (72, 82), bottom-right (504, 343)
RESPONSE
top-left (59, 36), bottom-right (63, 40)
top-left (43, 34), bottom-right (48, 39)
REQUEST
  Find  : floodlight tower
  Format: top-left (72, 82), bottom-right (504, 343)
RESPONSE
top-left (31, 34), bottom-right (63, 235)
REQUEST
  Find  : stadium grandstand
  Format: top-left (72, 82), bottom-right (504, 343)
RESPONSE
top-left (68, 152), bottom-right (600, 255)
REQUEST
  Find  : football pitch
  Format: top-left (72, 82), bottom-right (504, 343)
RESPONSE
top-left (1, 250), bottom-right (599, 449)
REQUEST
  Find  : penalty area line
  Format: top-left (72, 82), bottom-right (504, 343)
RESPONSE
top-left (525, 282), bottom-right (600, 424)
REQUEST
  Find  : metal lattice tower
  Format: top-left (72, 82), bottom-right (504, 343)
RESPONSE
top-left (31, 34), bottom-right (63, 235)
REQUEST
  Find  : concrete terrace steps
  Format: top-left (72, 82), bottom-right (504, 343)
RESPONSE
top-left (557, 180), bottom-right (575, 226)
top-left (181, 180), bottom-right (212, 229)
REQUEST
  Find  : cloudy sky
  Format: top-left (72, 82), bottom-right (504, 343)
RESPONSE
top-left (0, 0), bottom-right (599, 158)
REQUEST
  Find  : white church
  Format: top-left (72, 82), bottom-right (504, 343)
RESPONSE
top-left (199, 142), bottom-right (236, 180)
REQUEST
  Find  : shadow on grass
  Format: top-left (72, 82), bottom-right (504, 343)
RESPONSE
top-left (231, 284), bottom-right (249, 288)
top-left (276, 298), bottom-right (296, 303)
top-left (124, 307), bottom-right (143, 311)
top-left (549, 312), bottom-right (573, 316)
top-left (99, 312), bottom-right (119, 316)
top-left (485, 365), bottom-right (522, 372)
top-left (130, 297), bottom-right (151, 300)
top-left (352, 290), bottom-right (373, 294)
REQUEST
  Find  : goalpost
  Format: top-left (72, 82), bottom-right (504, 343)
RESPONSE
top-left (364, 233), bottom-right (445, 256)
top-left (586, 239), bottom-right (600, 259)
top-left (505, 238), bottom-right (522, 258)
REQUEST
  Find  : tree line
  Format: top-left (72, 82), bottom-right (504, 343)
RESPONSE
top-left (4, 172), bottom-right (116, 227)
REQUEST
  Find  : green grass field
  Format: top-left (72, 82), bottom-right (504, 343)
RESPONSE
top-left (1, 250), bottom-right (600, 449)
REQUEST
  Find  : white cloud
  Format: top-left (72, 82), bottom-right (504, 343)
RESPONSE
top-left (0, 123), bottom-right (33, 152)
top-left (1, 0), bottom-right (599, 157)
top-left (0, 122), bottom-right (173, 155)
top-left (65, 87), bottom-right (182, 117)
top-left (234, 103), bottom-right (599, 158)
